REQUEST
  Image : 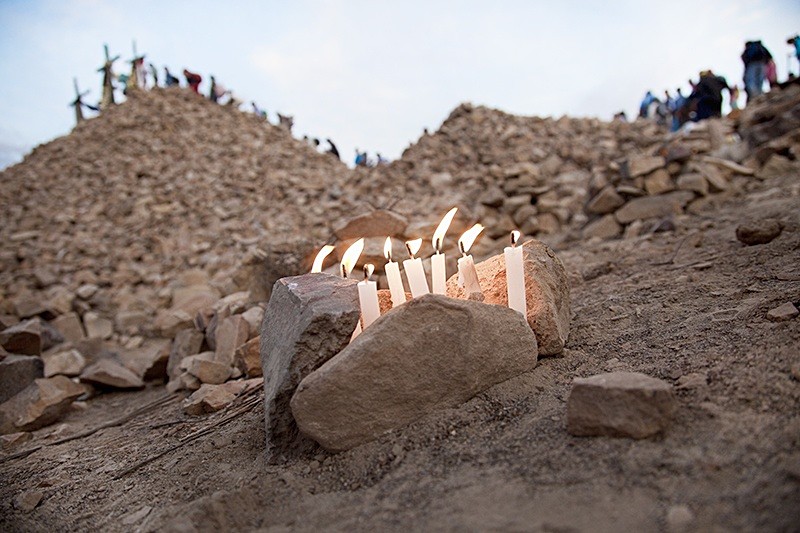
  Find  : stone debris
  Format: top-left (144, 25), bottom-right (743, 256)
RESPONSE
top-left (235, 336), bottom-right (261, 378)
top-left (183, 378), bottom-right (262, 416)
top-left (767, 302), bottom-right (799, 322)
top-left (167, 329), bottom-right (205, 381)
top-left (79, 359), bottom-right (145, 390)
top-left (260, 273), bottom-right (360, 460)
top-left (42, 348), bottom-right (87, 378)
top-left (0, 376), bottom-right (85, 435)
top-left (0, 317), bottom-right (64, 356)
top-left (0, 354), bottom-right (44, 403)
top-left (13, 489), bottom-right (44, 512)
top-left (116, 339), bottom-right (171, 381)
top-left (736, 219), bottom-right (783, 245)
top-left (214, 315), bottom-right (249, 367)
top-left (51, 312), bottom-right (86, 344)
top-left (291, 294), bottom-right (537, 452)
top-left (567, 372), bottom-right (675, 439)
top-left (1, 430), bottom-right (32, 449)
top-left (82, 311), bottom-right (114, 340)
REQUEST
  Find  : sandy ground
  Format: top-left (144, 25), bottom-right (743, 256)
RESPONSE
top-left (1, 167), bottom-right (799, 532)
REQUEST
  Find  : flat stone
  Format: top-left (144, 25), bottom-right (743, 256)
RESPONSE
top-left (586, 185), bottom-right (625, 215)
top-left (117, 339), bottom-right (171, 380)
top-left (0, 355), bottom-right (44, 403)
top-left (614, 191), bottom-right (695, 224)
top-left (583, 214), bottom-right (622, 240)
top-left (1, 431), bottom-right (31, 449)
top-left (83, 312), bottom-right (114, 340)
top-left (736, 219), bottom-right (783, 245)
top-left (333, 210), bottom-right (408, 240)
top-left (51, 312), bottom-right (86, 343)
top-left (643, 169), bottom-right (675, 195)
top-left (240, 306), bottom-right (264, 339)
top-left (0, 317), bottom-right (64, 355)
top-left (446, 239), bottom-right (570, 355)
top-left (214, 315), bottom-right (249, 366)
top-left (76, 283), bottom-right (99, 299)
top-left (171, 285), bottom-right (220, 316)
top-left (676, 173), bottom-right (708, 196)
top-left (0, 376), bottom-right (85, 435)
top-left (153, 309), bottom-right (194, 338)
top-left (235, 336), bottom-right (261, 377)
top-left (628, 155), bottom-right (666, 178)
top-left (13, 489), bottom-right (44, 512)
top-left (183, 378), bottom-right (261, 416)
top-left (675, 372), bottom-right (708, 389)
top-left (567, 371), bottom-right (675, 439)
top-left (187, 357), bottom-right (231, 384)
top-left (79, 359), bottom-right (144, 389)
top-left (260, 273), bottom-right (360, 460)
top-left (167, 328), bottom-right (205, 381)
top-left (291, 294), bottom-right (538, 452)
top-left (767, 302), bottom-right (799, 322)
top-left (42, 348), bottom-right (86, 378)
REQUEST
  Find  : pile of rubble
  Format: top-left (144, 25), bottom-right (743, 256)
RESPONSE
top-left (1, 82), bottom-right (798, 438)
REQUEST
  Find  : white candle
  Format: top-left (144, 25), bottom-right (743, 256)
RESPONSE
top-left (457, 224), bottom-right (484, 299)
top-left (383, 237), bottom-right (406, 307)
top-left (504, 231), bottom-right (527, 316)
top-left (403, 238), bottom-right (430, 298)
top-left (357, 264), bottom-right (381, 328)
top-left (431, 207), bottom-right (458, 294)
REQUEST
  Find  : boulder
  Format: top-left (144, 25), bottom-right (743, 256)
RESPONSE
top-left (566, 372), bottom-right (675, 438)
top-left (79, 359), bottom-right (144, 389)
top-left (0, 317), bottom-right (64, 356)
top-left (260, 273), bottom-right (360, 460)
top-left (291, 294), bottom-right (538, 452)
top-left (0, 376), bottom-right (85, 435)
top-left (0, 355), bottom-right (44, 403)
top-left (446, 239), bottom-right (570, 355)
top-left (614, 191), bottom-right (695, 224)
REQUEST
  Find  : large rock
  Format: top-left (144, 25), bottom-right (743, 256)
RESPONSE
top-left (0, 317), bottom-right (64, 356)
top-left (0, 355), bottom-right (44, 403)
top-left (79, 359), bottom-right (144, 389)
top-left (260, 273), bottom-right (360, 460)
top-left (566, 372), bottom-right (675, 439)
top-left (291, 294), bottom-right (538, 452)
top-left (333, 210), bottom-right (408, 240)
top-left (614, 191), bottom-right (695, 224)
top-left (0, 376), bottom-right (85, 435)
top-left (446, 239), bottom-right (570, 355)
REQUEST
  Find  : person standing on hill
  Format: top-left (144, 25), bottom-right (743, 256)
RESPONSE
top-left (325, 138), bottom-right (340, 160)
top-left (164, 67), bottom-right (180, 87)
top-left (183, 69), bottom-right (202, 93)
top-left (149, 63), bottom-right (159, 88)
top-left (692, 70), bottom-right (729, 120)
top-left (729, 85), bottom-right (741, 111)
top-left (788, 35), bottom-right (800, 75)
top-left (638, 91), bottom-right (657, 119)
top-left (741, 40), bottom-right (772, 103)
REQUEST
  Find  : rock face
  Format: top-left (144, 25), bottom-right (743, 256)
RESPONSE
top-left (566, 372), bottom-right (675, 439)
top-left (0, 376), bottom-right (85, 435)
top-left (0, 355), bottom-right (44, 403)
top-left (0, 318), bottom-right (64, 356)
top-left (291, 294), bottom-right (538, 452)
top-left (260, 273), bottom-right (360, 460)
top-left (446, 239), bottom-right (570, 355)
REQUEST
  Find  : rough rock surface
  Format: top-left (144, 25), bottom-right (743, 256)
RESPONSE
top-left (291, 294), bottom-right (538, 452)
top-left (182, 379), bottom-right (261, 416)
top-left (446, 239), bottom-right (570, 355)
top-left (0, 355), bottom-right (44, 403)
top-left (0, 318), bottom-right (64, 356)
top-left (0, 376), bottom-right (85, 434)
top-left (260, 273), bottom-right (360, 460)
top-left (79, 359), bottom-right (145, 389)
top-left (566, 372), bottom-right (675, 438)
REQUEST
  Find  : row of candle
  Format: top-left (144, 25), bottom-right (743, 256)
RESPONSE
top-left (311, 208), bottom-right (528, 335)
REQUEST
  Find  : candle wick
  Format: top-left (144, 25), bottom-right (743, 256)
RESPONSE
top-left (434, 237), bottom-right (441, 254)
top-left (459, 241), bottom-right (466, 256)
top-left (405, 243), bottom-right (414, 259)
top-left (341, 263), bottom-right (347, 278)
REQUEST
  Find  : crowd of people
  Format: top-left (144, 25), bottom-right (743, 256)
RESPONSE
top-left (632, 35), bottom-right (799, 132)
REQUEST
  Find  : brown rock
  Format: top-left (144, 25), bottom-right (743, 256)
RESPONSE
top-left (42, 349), bottom-right (87, 378)
top-left (0, 355), bottom-right (44, 403)
top-left (736, 219), bottom-right (783, 245)
top-left (628, 156), bottom-right (666, 178)
top-left (0, 317), bottom-right (64, 356)
top-left (446, 240), bottom-right (570, 355)
top-left (676, 173), bottom-right (708, 196)
top-left (83, 312), bottom-right (114, 340)
top-left (643, 169), bottom-right (674, 195)
top-left (171, 285), bottom-right (220, 316)
top-left (214, 315), bottom-right (249, 366)
top-left (586, 185), bottom-right (625, 215)
top-left (567, 372), bottom-right (675, 438)
top-left (291, 294), bottom-right (538, 452)
top-left (583, 215), bottom-right (622, 240)
top-left (333, 210), bottom-right (408, 240)
top-left (167, 328), bottom-right (205, 381)
top-left (13, 490), bottom-right (44, 512)
top-left (79, 359), bottom-right (144, 389)
top-left (153, 309), bottom-right (193, 338)
top-left (183, 378), bottom-right (262, 416)
top-left (614, 191), bottom-right (694, 224)
top-left (0, 376), bottom-right (85, 435)
top-left (188, 357), bottom-right (231, 384)
top-left (1, 431), bottom-right (31, 449)
top-left (235, 336), bottom-right (262, 377)
top-left (766, 302), bottom-right (799, 322)
top-left (51, 312), bottom-right (86, 343)
top-left (240, 306), bottom-right (264, 339)
top-left (117, 339), bottom-right (171, 380)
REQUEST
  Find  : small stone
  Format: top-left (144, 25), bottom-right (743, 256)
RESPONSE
top-left (187, 358), bottom-right (231, 384)
top-left (121, 506), bottom-right (153, 526)
top-left (75, 284), bottom-right (99, 300)
top-left (478, 186), bottom-right (505, 207)
top-left (512, 204), bottom-right (538, 226)
top-left (0, 317), bottom-right (63, 356)
top-left (235, 336), bottom-right (261, 378)
top-left (171, 285), bottom-right (220, 316)
top-left (42, 349), bottom-right (86, 378)
top-left (586, 185), bottom-right (625, 215)
top-left (167, 328), bottom-right (205, 381)
top-left (643, 169), bottom-right (674, 195)
top-left (736, 219), bottom-right (783, 245)
top-left (51, 312), bottom-right (86, 343)
top-left (0, 376), bottom-right (85, 435)
top-left (676, 173), bottom-right (708, 196)
top-left (79, 359), bottom-right (144, 389)
top-left (183, 379), bottom-right (261, 416)
top-left (82, 312), bottom-right (114, 340)
top-left (583, 214), bottom-right (622, 240)
top-left (116, 339), bottom-right (171, 380)
top-left (675, 372), bottom-right (708, 389)
top-left (291, 294), bottom-right (538, 452)
top-left (666, 504), bottom-right (695, 533)
top-left (627, 155), bottom-right (666, 178)
top-left (614, 191), bottom-right (695, 224)
top-left (1, 431), bottom-right (31, 449)
top-left (767, 302), bottom-right (799, 322)
top-left (153, 309), bottom-right (194, 338)
top-left (114, 310), bottom-right (149, 334)
top-left (13, 489), bottom-right (44, 512)
top-left (0, 355), bottom-right (44, 403)
top-left (567, 372), bottom-right (675, 439)
top-left (240, 306), bottom-right (264, 339)
top-left (334, 210), bottom-right (408, 240)
top-left (214, 315), bottom-right (249, 366)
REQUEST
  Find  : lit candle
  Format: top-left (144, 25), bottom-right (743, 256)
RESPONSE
top-left (341, 238), bottom-right (365, 341)
top-left (383, 237), bottom-right (406, 307)
top-left (504, 231), bottom-right (527, 316)
top-left (431, 207), bottom-right (458, 295)
top-left (311, 245), bottom-right (335, 273)
top-left (357, 264), bottom-right (381, 328)
top-left (402, 238), bottom-right (430, 298)
top-left (457, 224), bottom-right (484, 300)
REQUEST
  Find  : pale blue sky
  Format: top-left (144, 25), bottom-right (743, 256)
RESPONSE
top-left (1, 0), bottom-right (798, 169)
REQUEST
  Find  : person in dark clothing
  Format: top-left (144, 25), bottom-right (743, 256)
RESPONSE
top-left (183, 69), bottom-right (202, 93)
top-left (325, 139), bottom-right (340, 160)
top-left (691, 70), bottom-right (729, 121)
top-left (164, 67), bottom-right (180, 87)
top-left (741, 40), bottom-right (772, 102)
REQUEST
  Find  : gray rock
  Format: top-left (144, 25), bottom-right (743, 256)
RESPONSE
top-left (614, 191), bottom-right (695, 224)
top-left (676, 173), bottom-right (708, 196)
top-left (0, 355), bottom-right (44, 403)
top-left (567, 371), bottom-right (675, 439)
top-left (291, 294), bottom-right (538, 452)
top-left (736, 219), bottom-right (783, 245)
top-left (260, 273), bottom-right (360, 460)
top-left (42, 348), bottom-right (86, 378)
top-left (0, 317), bottom-right (64, 356)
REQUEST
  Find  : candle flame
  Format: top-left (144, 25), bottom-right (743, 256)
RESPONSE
top-left (311, 245), bottom-right (335, 273)
top-left (363, 263), bottom-right (375, 279)
top-left (511, 230), bottom-right (521, 247)
top-left (432, 207), bottom-right (458, 253)
top-left (458, 224), bottom-right (484, 255)
top-left (383, 237), bottom-right (393, 262)
top-left (340, 238), bottom-right (364, 278)
top-left (405, 238), bottom-right (422, 258)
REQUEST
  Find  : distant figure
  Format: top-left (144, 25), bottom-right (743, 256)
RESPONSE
top-left (613, 111), bottom-right (628, 122)
top-left (671, 88), bottom-right (687, 131)
top-left (789, 35), bottom-right (800, 74)
top-left (70, 78), bottom-right (98, 125)
top-left (326, 138), bottom-right (340, 160)
top-left (164, 67), bottom-right (180, 87)
top-left (148, 63), bottom-right (159, 88)
top-left (729, 85), bottom-right (741, 111)
top-left (129, 56), bottom-right (146, 91)
top-left (251, 101), bottom-right (267, 120)
top-left (354, 149), bottom-right (367, 167)
top-left (741, 40), bottom-right (772, 103)
top-left (312, 138), bottom-right (321, 151)
top-left (376, 153), bottom-right (388, 165)
top-left (277, 113), bottom-right (294, 132)
top-left (183, 69), bottom-right (202, 93)
top-left (638, 91), bottom-right (659, 119)
top-left (692, 70), bottom-right (729, 120)
top-left (209, 75), bottom-right (230, 103)
top-left (97, 44), bottom-right (119, 110)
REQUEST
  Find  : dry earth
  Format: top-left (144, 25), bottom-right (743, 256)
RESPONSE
top-left (1, 154), bottom-right (798, 531)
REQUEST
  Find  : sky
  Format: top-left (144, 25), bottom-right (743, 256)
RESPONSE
top-left (0, 0), bottom-right (798, 169)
